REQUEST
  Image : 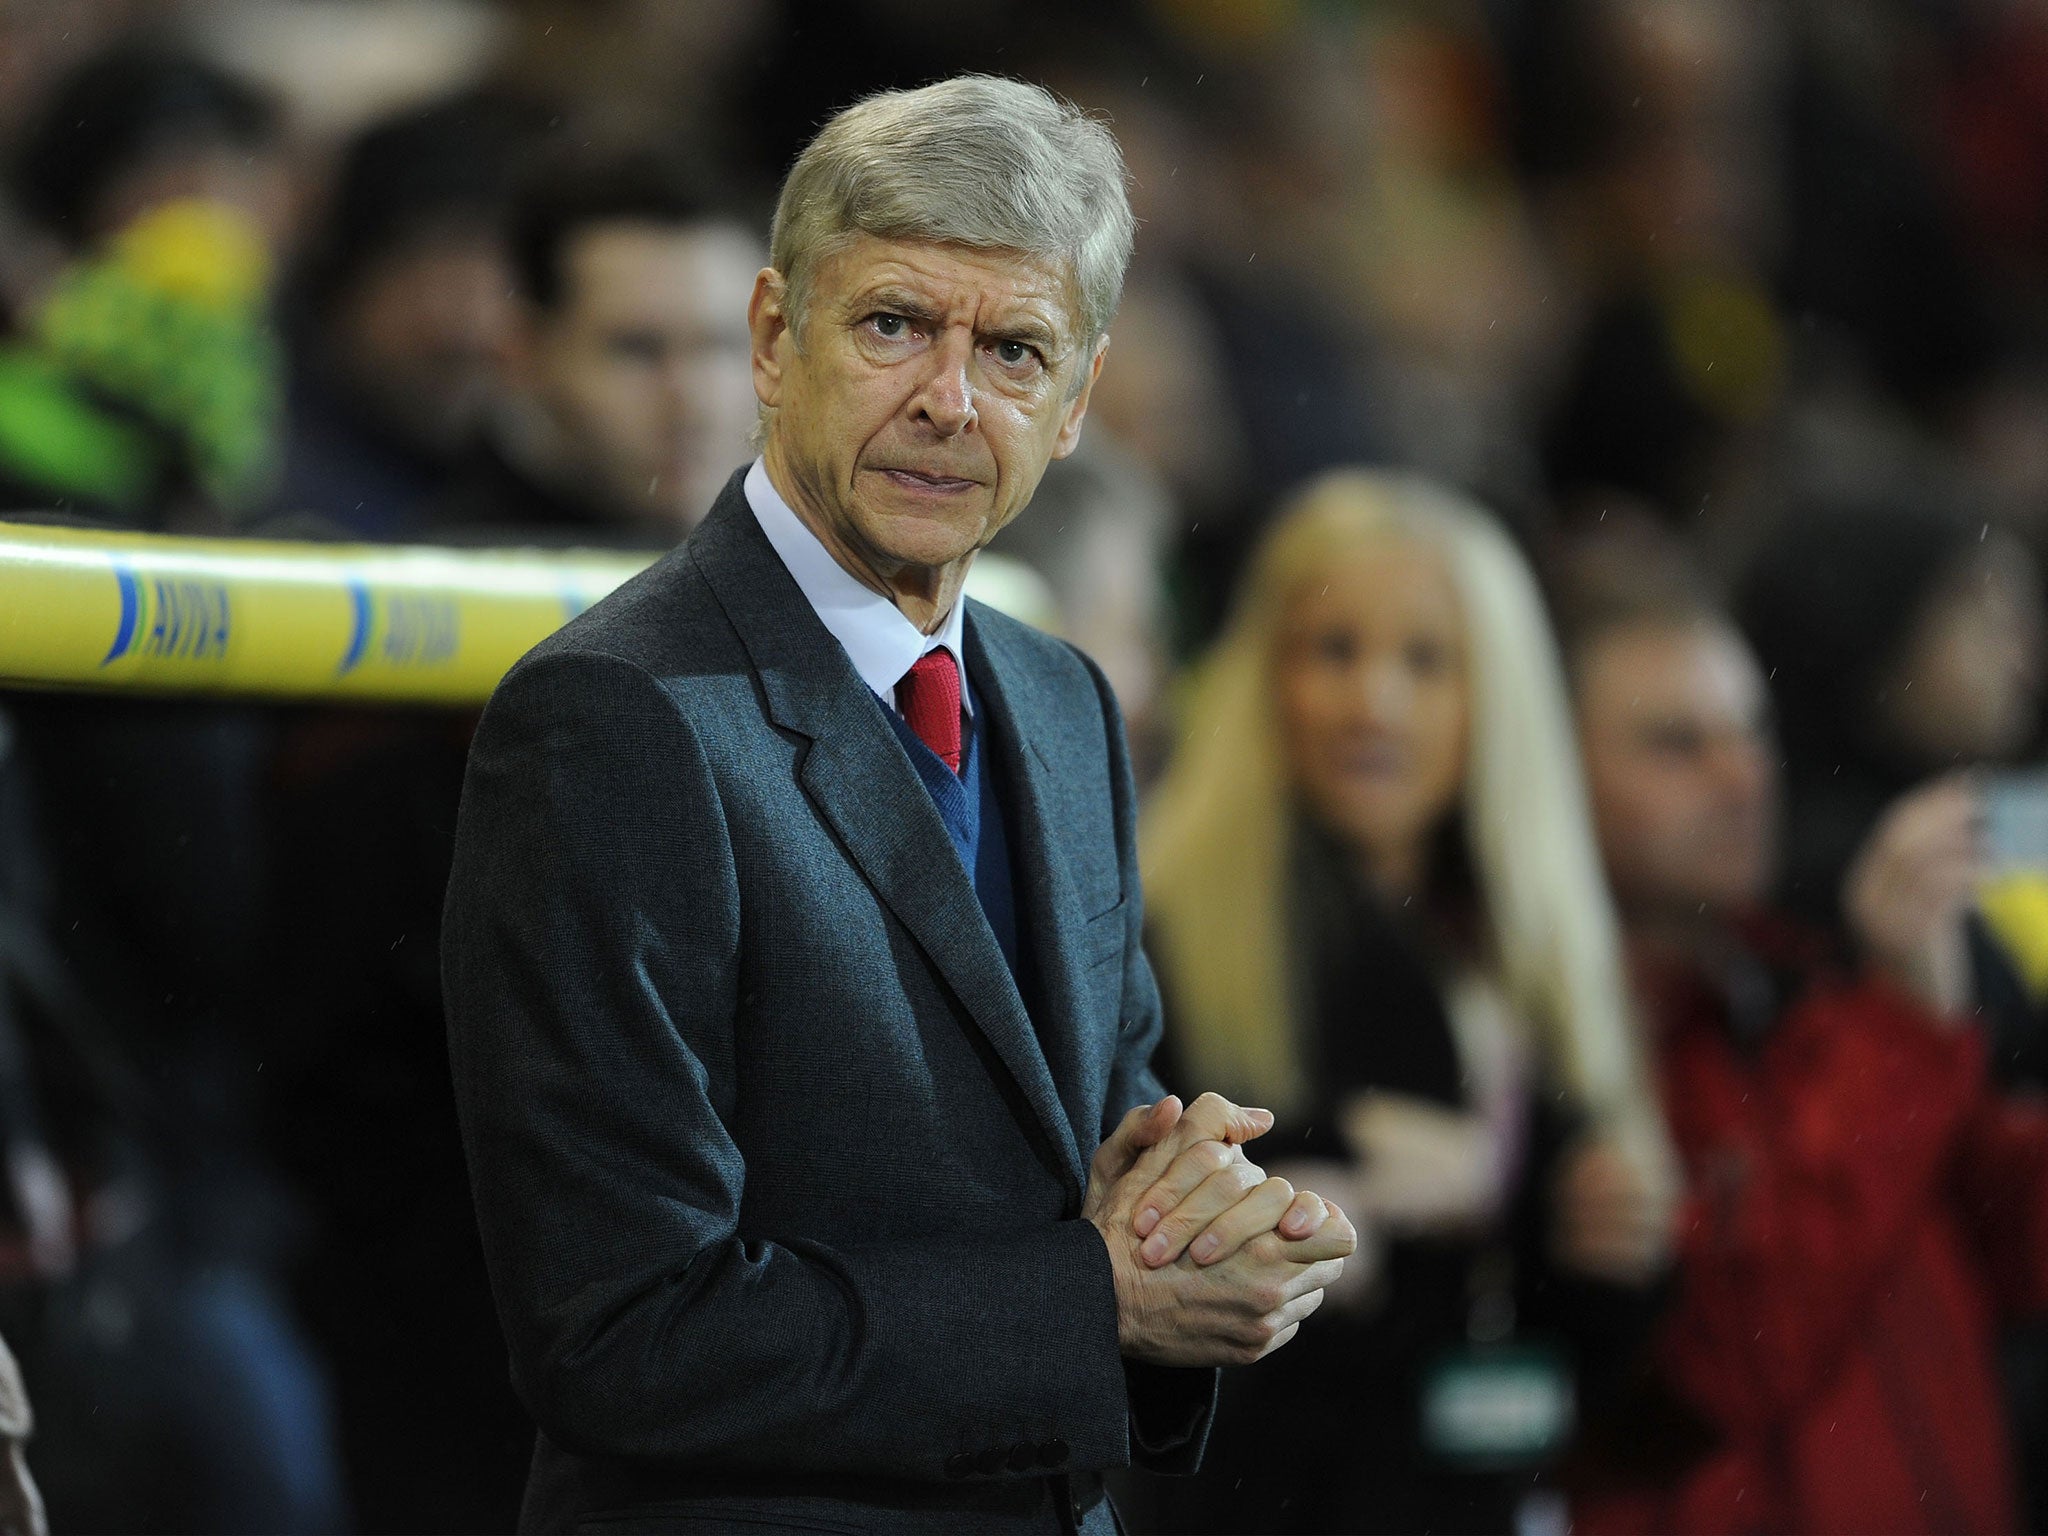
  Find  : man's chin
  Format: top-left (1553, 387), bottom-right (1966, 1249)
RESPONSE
top-left (857, 503), bottom-right (992, 571)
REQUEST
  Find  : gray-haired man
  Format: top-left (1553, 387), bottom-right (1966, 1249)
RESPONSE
top-left (443, 76), bottom-right (1354, 1535)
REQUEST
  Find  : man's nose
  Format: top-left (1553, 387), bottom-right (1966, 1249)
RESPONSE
top-left (910, 331), bottom-right (977, 437)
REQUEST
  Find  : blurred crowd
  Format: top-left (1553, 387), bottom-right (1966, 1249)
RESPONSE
top-left (0, 0), bottom-right (2047, 1532)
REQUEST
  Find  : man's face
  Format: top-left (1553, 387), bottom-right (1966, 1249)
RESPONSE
top-left (522, 219), bottom-right (761, 529)
top-left (751, 234), bottom-right (1105, 585)
top-left (332, 223), bottom-right (516, 460)
top-left (1577, 619), bottom-right (1780, 920)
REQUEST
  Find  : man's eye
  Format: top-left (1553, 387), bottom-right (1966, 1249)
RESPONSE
top-left (992, 340), bottom-right (1038, 368)
top-left (870, 314), bottom-right (909, 339)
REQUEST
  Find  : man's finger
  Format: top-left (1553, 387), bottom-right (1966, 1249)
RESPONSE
top-left (1254, 1320), bottom-right (1302, 1362)
top-left (1140, 1162), bottom-right (1269, 1267)
top-left (1092, 1097), bottom-right (1182, 1185)
top-left (1129, 1135), bottom-right (1248, 1237)
top-left (1126, 1094), bottom-right (1274, 1231)
top-left (1271, 1199), bottom-right (1357, 1265)
top-left (1182, 1178), bottom-right (1305, 1268)
top-left (1283, 1255), bottom-right (1347, 1301)
top-left (1277, 1188), bottom-right (1327, 1241)
top-left (1276, 1285), bottom-right (1327, 1329)
top-left (1131, 1096), bottom-right (1184, 1148)
top-left (1177, 1091), bottom-right (1275, 1148)
top-left (1194, 1182), bottom-right (1321, 1266)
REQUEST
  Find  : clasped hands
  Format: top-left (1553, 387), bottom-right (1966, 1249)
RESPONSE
top-left (1085, 1093), bottom-right (1356, 1368)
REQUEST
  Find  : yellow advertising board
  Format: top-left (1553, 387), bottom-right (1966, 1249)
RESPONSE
top-left (0, 521), bottom-right (656, 705)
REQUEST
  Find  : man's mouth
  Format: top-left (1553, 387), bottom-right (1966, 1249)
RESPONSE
top-left (874, 467), bottom-right (980, 494)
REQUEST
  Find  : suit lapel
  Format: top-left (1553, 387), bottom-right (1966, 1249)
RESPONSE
top-left (685, 481), bottom-right (1084, 1198)
top-left (965, 607), bottom-right (1102, 1166)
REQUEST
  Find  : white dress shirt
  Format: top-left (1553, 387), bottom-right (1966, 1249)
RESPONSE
top-left (744, 457), bottom-right (972, 715)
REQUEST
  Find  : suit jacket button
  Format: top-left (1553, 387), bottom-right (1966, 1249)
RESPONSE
top-left (1006, 1441), bottom-right (1037, 1472)
top-left (1038, 1436), bottom-right (1070, 1468)
top-left (945, 1451), bottom-right (974, 1480)
top-left (975, 1445), bottom-right (1006, 1476)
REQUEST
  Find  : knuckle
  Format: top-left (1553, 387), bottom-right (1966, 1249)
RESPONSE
top-left (1157, 1212), bottom-right (1199, 1246)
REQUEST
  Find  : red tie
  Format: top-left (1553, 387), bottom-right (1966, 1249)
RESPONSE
top-left (898, 650), bottom-right (963, 774)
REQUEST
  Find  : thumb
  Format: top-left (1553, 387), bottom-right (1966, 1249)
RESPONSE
top-left (1132, 1096), bottom-right (1184, 1150)
top-left (1094, 1096), bottom-right (1183, 1184)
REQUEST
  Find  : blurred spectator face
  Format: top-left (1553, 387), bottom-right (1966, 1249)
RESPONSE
top-left (1086, 276), bottom-right (1246, 516)
top-left (1880, 536), bottom-right (2045, 765)
top-left (1273, 538), bottom-right (1468, 885)
top-left (1591, 0), bottom-right (1785, 265)
top-left (88, 139), bottom-right (294, 257)
top-left (514, 218), bottom-right (760, 527)
top-left (329, 222), bottom-right (516, 461)
top-left (7, 40), bottom-right (292, 307)
top-left (1578, 618), bottom-right (1778, 917)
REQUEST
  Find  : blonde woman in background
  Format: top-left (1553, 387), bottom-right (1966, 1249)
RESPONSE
top-left (1137, 470), bottom-right (1675, 1536)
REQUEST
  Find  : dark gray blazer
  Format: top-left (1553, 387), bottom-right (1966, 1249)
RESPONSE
top-left (443, 471), bottom-right (1215, 1535)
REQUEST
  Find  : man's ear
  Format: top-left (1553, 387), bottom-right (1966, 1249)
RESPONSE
top-left (1051, 334), bottom-right (1110, 460)
top-left (748, 267), bottom-right (791, 410)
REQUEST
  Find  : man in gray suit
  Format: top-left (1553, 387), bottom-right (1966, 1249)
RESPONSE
top-left (443, 76), bottom-right (1355, 1535)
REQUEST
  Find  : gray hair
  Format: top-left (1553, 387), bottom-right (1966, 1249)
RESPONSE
top-left (769, 75), bottom-right (1135, 352)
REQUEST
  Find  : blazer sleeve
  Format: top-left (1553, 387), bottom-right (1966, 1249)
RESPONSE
top-left (1078, 647), bottom-right (1221, 1474)
top-left (443, 648), bottom-right (1142, 1484)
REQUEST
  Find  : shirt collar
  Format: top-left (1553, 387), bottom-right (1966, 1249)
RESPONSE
top-left (743, 457), bottom-right (972, 713)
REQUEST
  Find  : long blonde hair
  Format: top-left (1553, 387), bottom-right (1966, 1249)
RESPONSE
top-left (1143, 470), bottom-right (1664, 1156)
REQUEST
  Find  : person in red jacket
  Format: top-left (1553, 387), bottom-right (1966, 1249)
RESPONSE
top-left (1564, 564), bottom-right (2048, 1535)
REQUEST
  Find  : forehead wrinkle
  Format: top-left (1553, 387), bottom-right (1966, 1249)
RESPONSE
top-left (839, 244), bottom-right (1076, 347)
